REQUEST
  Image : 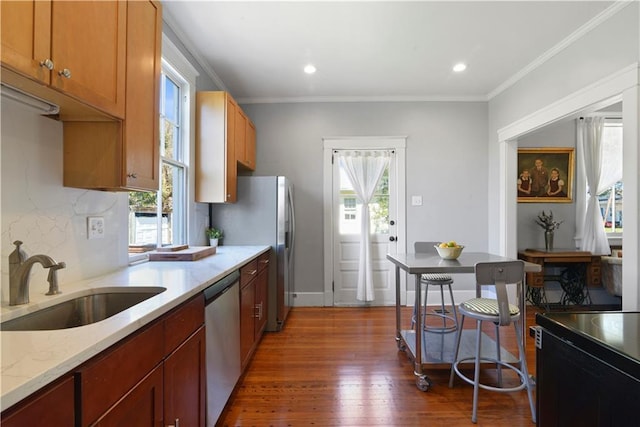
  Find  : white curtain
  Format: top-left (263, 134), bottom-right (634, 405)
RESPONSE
top-left (338, 150), bottom-right (390, 301)
top-left (577, 117), bottom-right (611, 255)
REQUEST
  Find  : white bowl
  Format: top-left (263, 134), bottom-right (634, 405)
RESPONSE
top-left (434, 245), bottom-right (464, 260)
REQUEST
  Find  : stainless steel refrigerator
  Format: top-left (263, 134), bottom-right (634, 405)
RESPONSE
top-left (209, 176), bottom-right (295, 331)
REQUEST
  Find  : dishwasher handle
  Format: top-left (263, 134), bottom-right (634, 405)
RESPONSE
top-left (204, 270), bottom-right (240, 305)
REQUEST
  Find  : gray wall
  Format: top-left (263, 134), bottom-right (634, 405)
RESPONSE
top-left (487, 2), bottom-right (639, 254)
top-left (517, 121), bottom-right (577, 251)
top-left (242, 101), bottom-right (488, 295)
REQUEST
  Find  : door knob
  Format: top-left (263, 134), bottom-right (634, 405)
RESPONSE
top-left (389, 236), bottom-right (396, 242)
top-left (389, 220), bottom-right (395, 226)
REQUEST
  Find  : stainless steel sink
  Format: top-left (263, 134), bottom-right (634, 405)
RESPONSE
top-left (1, 287), bottom-right (166, 331)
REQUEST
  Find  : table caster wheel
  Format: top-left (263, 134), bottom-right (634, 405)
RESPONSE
top-left (416, 375), bottom-right (431, 391)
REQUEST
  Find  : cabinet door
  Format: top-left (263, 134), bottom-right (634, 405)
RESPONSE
top-left (0, 0), bottom-right (51, 84)
top-left (123, 0), bottom-right (161, 191)
top-left (62, 0), bottom-right (161, 192)
top-left (245, 119), bottom-right (257, 171)
top-left (195, 92), bottom-right (237, 203)
top-left (165, 327), bottom-right (206, 427)
top-left (240, 281), bottom-right (256, 368)
top-left (255, 267), bottom-right (268, 339)
top-left (92, 364), bottom-right (164, 427)
top-left (78, 321), bottom-right (164, 426)
top-left (235, 108), bottom-right (247, 168)
top-left (1, 375), bottom-right (74, 427)
top-left (50, 1), bottom-right (126, 118)
top-left (225, 95), bottom-right (238, 202)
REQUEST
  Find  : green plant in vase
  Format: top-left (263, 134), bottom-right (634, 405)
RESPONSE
top-left (205, 227), bottom-right (223, 246)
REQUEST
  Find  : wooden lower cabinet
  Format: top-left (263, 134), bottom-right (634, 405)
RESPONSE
top-left (0, 375), bottom-right (75, 427)
top-left (92, 365), bottom-right (164, 426)
top-left (240, 278), bottom-right (256, 368)
top-left (77, 294), bottom-right (205, 426)
top-left (240, 252), bottom-right (270, 369)
top-left (164, 326), bottom-right (206, 427)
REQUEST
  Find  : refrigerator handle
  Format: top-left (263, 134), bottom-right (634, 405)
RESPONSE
top-left (287, 185), bottom-right (296, 258)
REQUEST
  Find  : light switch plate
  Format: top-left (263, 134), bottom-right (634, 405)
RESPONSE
top-left (411, 196), bottom-right (423, 206)
top-left (87, 216), bottom-right (105, 239)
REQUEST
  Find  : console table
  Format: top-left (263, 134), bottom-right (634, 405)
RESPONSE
top-left (518, 249), bottom-right (601, 307)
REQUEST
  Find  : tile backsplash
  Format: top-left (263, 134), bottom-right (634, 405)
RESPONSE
top-left (1, 99), bottom-right (128, 304)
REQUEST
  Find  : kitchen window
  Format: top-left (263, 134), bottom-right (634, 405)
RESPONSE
top-left (128, 58), bottom-right (190, 258)
top-left (597, 119), bottom-right (623, 235)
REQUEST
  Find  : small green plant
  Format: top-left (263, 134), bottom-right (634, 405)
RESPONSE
top-left (205, 227), bottom-right (223, 239)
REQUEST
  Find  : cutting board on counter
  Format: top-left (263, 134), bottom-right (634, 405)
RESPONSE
top-left (149, 246), bottom-right (216, 261)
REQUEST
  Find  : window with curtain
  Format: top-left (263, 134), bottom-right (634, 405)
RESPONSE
top-left (339, 167), bottom-right (389, 235)
top-left (128, 61), bottom-right (189, 256)
top-left (596, 119), bottom-right (623, 234)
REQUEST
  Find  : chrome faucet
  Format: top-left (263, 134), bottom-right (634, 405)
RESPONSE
top-left (9, 240), bottom-right (66, 305)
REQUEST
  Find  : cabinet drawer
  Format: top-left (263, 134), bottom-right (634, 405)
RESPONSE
top-left (257, 251), bottom-right (270, 273)
top-left (77, 320), bottom-right (164, 426)
top-left (164, 294), bottom-right (205, 355)
top-left (240, 258), bottom-right (259, 287)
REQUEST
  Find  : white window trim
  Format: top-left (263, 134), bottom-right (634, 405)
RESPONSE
top-left (162, 35), bottom-right (199, 248)
top-left (129, 36), bottom-right (199, 264)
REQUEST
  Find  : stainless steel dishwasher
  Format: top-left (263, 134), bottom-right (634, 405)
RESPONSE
top-left (204, 270), bottom-right (240, 426)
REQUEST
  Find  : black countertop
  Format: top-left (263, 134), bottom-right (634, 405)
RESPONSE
top-left (536, 311), bottom-right (640, 380)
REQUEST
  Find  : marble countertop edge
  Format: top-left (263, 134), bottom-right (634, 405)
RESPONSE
top-left (0, 245), bottom-right (269, 412)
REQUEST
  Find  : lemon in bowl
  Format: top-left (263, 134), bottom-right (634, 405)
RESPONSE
top-left (434, 241), bottom-right (464, 260)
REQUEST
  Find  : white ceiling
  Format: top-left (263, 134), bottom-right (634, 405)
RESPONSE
top-left (163, 1), bottom-right (616, 103)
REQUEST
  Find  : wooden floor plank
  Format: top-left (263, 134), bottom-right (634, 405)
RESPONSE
top-left (218, 306), bottom-right (541, 426)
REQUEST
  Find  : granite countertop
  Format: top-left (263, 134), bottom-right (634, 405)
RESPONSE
top-left (0, 245), bottom-right (269, 412)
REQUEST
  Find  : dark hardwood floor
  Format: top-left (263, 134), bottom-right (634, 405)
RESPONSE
top-left (219, 305), bottom-right (543, 426)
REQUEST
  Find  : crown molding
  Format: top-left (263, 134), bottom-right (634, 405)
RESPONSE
top-left (488, 0), bottom-right (633, 101)
top-left (236, 94), bottom-right (488, 105)
top-left (162, 10), bottom-right (228, 92)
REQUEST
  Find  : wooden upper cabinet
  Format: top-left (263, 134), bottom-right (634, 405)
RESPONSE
top-left (62, 0), bottom-right (161, 192)
top-left (122, 0), bottom-right (161, 191)
top-left (0, 0), bottom-right (52, 85)
top-left (196, 91), bottom-right (238, 203)
top-left (50, 1), bottom-right (126, 118)
top-left (0, 0), bottom-right (126, 119)
top-left (236, 108), bottom-right (256, 171)
top-left (245, 119), bottom-right (257, 171)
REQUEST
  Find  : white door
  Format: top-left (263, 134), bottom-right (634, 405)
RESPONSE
top-left (323, 137), bottom-right (407, 307)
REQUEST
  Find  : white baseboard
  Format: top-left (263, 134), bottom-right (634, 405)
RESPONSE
top-left (290, 288), bottom-right (620, 308)
top-left (291, 292), bottom-right (325, 307)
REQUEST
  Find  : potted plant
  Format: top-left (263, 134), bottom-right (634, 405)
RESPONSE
top-left (205, 227), bottom-right (223, 247)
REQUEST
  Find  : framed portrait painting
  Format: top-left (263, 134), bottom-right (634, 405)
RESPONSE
top-left (517, 148), bottom-right (574, 203)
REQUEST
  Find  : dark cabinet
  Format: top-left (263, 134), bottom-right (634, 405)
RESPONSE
top-left (1, 375), bottom-right (75, 427)
top-left (91, 365), bottom-right (164, 426)
top-left (536, 314), bottom-right (640, 427)
top-left (239, 251), bottom-right (271, 370)
top-left (77, 294), bottom-right (205, 426)
top-left (164, 326), bottom-right (206, 427)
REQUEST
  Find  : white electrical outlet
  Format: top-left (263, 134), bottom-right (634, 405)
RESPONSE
top-left (88, 216), bottom-right (105, 239)
top-left (411, 195), bottom-right (423, 206)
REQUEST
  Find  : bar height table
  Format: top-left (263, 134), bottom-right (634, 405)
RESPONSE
top-left (387, 251), bottom-right (541, 391)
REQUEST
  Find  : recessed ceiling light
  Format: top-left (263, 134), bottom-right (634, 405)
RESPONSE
top-left (304, 64), bottom-right (317, 74)
top-left (453, 63), bottom-right (467, 73)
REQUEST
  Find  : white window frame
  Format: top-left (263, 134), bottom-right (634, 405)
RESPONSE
top-left (598, 118), bottom-right (623, 239)
top-left (129, 36), bottom-right (198, 264)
